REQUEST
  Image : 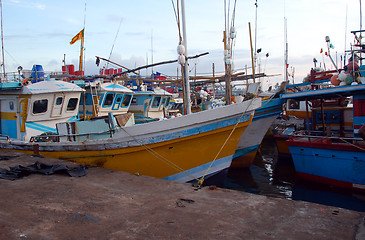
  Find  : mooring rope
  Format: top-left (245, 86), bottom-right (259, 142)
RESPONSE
top-left (339, 137), bottom-right (365, 151)
top-left (119, 127), bottom-right (200, 181)
top-left (119, 97), bottom-right (258, 186)
top-left (194, 97), bottom-right (257, 188)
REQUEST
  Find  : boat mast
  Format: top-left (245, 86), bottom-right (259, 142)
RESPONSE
top-left (79, 3), bottom-right (86, 72)
top-left (284, 17), bottom-right (289, 83)
top-left (180, 0), bottom-right (191, 114)
top-left (0, 0), bottom-right (5, 79)
top-left (360, 0), bottom-right (363, 65)
top-left (223, 0), bottom-right (237, 105)
top-left (249, 22), bottom-right (256, 83)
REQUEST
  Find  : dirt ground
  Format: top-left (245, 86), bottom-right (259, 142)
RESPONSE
top-left (0, 150), bottom-right (364, 240)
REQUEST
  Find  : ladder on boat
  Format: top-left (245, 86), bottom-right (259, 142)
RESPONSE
top-left (88, 82), bottom-right (100, 117)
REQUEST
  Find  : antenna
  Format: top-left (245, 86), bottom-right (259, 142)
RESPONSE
top-left (151, 30), bottom-right (154, 75)
top-left (107, 18), bottom-right (123, 69)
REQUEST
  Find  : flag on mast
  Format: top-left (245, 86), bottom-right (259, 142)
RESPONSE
top-left (70, 29), bottom-right (84, 45)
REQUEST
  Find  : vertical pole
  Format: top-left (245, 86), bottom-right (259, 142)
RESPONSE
top-left (181, 0), bottom-right (191, 114)
top-left (79, 31), bottom-right (84, 72)
top-left (79, 3), bottom-right (86, 73)
top-left (249, 22), bottom-right (256, 83)
top-left (0, 0), bottom-right (5, 79)
top-left (212, 63), bottom-right (215, 99)
top-left (305, 99), bottom-right (311, 135)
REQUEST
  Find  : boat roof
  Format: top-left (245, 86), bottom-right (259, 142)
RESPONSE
top-left (22, 80), bottom-right (85, 95)
top-left (133, 88), bottom-right (172, 96)
top-left (280, 84), bottom-right (365, 101)
top-left (153, 88), bottom-right (173, 96)
top-left (99, 82), bottom-right (133, 93)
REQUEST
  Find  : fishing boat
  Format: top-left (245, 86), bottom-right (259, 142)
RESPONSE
top-left (0, 67), bottom-right (261, 184)
top-left (0, 77), bottom-right (84, 142)
top-left (282, 82), bottom-right (365, 192)
top-left (0, 97), bottom-right (261, 182)
top-left (279, 28), bottom-right (365, 191)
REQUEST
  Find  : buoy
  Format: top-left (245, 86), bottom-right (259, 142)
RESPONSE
top-left (330, 74), bottom-right (340, 86)
top-left (345, 75), bottom-right (353, 85)
top-left (338, 71), bottom-right (347, 81)
top-left (178, 54), bottom-right (185, 64)
top-left (177, 44), bottom-right (185, 55)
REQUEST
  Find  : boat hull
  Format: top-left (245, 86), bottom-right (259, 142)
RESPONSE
top-left (287, 139), bottom-right (365, 192)
top-left (274, 134), bottom-right (291, 158)
top-left (231, 98), bottom-right (283, 168)
top-left (1, 99), bottom-right (261, 182)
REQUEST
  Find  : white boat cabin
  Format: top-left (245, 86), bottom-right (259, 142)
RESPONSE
top-left (128, 88), bottom-right (172, 120)
top-left (0, 80), bottom-right (84, 141)
top-left (78, 81), bottom-right (134, 118)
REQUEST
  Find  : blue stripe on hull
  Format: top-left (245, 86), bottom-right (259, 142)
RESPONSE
top-left (26, 122), bottom-right (57, 133)
top-left (233, 144), bottom-right (260, 159)
top-left (163, 155), bottom-right (233, 182)
top-left (289, 146), bottom-right (365, 185)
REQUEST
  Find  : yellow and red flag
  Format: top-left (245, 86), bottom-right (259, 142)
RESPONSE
top-left (70, 29), bottom-right (84, 45)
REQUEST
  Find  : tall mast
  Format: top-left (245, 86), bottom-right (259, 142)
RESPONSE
top-left (79, 3), bottom-right (86, 72)
top-left (254, 0), bottom-right (258, 66)
top-left (249, 22), bottom-right (256, 83)
top-left (0, 0), bottom-right (5, 79)
top-left (284, 17), bottom-right (289, 83)
top-left (181, 0), bottom-right (191, 114)
top-left (79, 34), bottom-right (84, 72)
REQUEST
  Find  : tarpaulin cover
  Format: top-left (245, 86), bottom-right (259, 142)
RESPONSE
top-left (0, 161), bottom-right (87, 180)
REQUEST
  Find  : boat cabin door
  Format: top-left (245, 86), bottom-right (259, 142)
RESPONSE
top-left (51, 94), bottom-right (64, 117)
top-left (0, 98), bottom-right (19, 140)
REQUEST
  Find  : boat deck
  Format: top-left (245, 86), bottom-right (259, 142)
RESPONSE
top-left (0, 150), bottom-right (364, 239)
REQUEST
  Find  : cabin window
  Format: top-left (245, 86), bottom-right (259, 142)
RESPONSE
top-left (66, 98), bottom-right (78, 111)
top-left (114, 96), bottom-right (122, 109)
top-left (151, 96), bottom-right (161, 108)
top-left (104, 93), bottom-right (115, 107)
top-left (165, 97), bottom-right (171, 107)
top-left (56, 97), bottom-right (63, 105)
top-left (9, 101), bottom-right (14, 110)
top-left (288, 99), bottom-right (299, 110)
top-left (33, 99), bottom-right (48, 114)
top-left (131, 97), bottom-right (137, 105)
top-left (161, 98), bottom-right (166, 107)
top-left (122, 94), bottom-right (132, 107)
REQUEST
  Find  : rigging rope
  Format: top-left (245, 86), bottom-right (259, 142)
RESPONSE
top-left (119, 126), bottom-right (200, 181)
top-left (171, 0), bottom-right (182, 43)
top-left (195, 98), bottom-right (256, 188)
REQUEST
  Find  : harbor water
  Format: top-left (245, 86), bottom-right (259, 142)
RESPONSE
top-left (204, 136), bottom-right (365, 212)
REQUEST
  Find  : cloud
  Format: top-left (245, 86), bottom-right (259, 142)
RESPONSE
top-left (6, 0), bottom-right (46, 10)
top-left (7, 0), bottom-right (46, 11)
top-left (35, 3), bottom-right (45, 10)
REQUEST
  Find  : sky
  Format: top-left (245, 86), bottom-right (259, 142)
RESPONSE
top-left (0, 0), bottom-right (363, 90)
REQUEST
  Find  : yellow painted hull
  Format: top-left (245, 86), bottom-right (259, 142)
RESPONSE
top-left (9, 120), bottom-right (251, 180)
top-left (275, 138), bottom-right (291, 156)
